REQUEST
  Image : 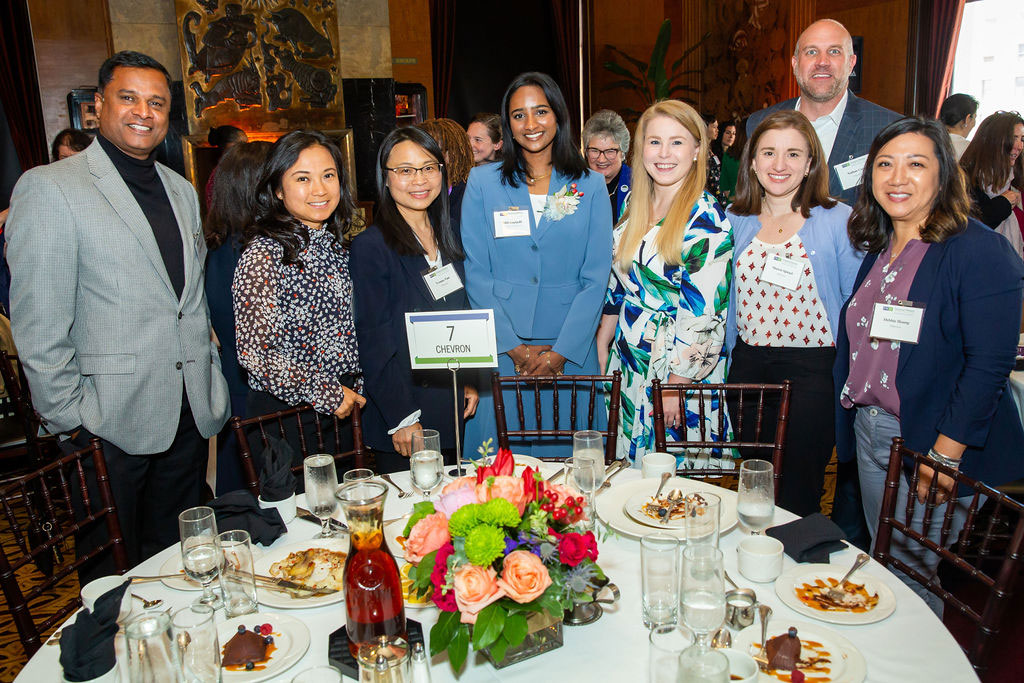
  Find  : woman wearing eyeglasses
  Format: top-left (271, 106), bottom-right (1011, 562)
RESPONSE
top-left (461, 71), bottom-right (612, 459)
top-left (350, 127), bottom-right (478, 473)
top-left (583, 109), bottom-right (632, 222)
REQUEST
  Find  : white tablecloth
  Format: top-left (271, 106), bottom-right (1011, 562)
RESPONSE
top-left (15, 467), bottom-right (979, 682)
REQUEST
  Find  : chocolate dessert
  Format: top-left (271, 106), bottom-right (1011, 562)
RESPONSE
top-left (222, 628), bottom-right (268, 667)
top-left (765, 626), bottom-right (801, 671)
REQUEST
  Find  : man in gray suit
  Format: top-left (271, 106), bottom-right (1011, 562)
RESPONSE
top-left (7, 52), bottom-right (229, 573)
top-left (746, 19), bottom-right (901, 205)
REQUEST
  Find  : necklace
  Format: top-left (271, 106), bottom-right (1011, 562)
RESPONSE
top-left (526, 168), bottom-right (552, 185)
top-left (763, 206), bottom-right (796, 234)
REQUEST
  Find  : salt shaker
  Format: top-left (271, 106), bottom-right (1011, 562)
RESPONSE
top-left (411, 642), bottom-right (431, 683)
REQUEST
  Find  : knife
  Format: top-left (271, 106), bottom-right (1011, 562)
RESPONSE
top-left (252, 572), bottom-right (339, 595)
top-left (599, 460), bottom-right (629, 490)
top-left (295, 507), bottom-right (349, 532)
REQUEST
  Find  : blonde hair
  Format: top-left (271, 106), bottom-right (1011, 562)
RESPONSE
top-left (616, 100), bottom-right (708, 270)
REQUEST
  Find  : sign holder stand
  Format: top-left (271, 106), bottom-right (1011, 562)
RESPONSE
top-left (447, 358), bottom-right (464, 478)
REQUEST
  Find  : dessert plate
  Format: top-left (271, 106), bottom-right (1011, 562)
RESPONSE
top-left (734, 620), bottom-right (866, 683)
top-left (218, 613), bottom-right (310, 682)
top-left (252, 537), bottom-right (348, 609)
top-left (596, 476), bottom-right (737, 540)
top-left (775, 563), bottom-right (896, 625)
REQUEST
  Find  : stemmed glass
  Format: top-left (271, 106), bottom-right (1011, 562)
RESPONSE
top-left (737, 459), bottom-right (775, 535)
top-left (304, 454), bottom-right (339, 538)
top-left (410, 429), bottom-right (444, 500)
top-left (571, 431), bottom-right (606, 531)
top-left (679, 545), bottom-right (728, 680)
top-left (178, 506), bottom-right (223, 609)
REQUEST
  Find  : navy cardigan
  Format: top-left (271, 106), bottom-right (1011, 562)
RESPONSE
top-left (834, 219), bottom-right (1024, 487)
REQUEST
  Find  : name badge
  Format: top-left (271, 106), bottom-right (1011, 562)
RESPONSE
top-left (835, 154), bottom-right (869, 191)
top-left (422, 263), bottom-right (463, 300)
top-left (869, 301), bottom-right (924, 344)
top-left (493, 208), bottom-right (531, 238)
top-left (759, 255), bottom-right (803, 290)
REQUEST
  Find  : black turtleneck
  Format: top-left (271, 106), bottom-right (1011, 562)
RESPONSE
top-left (97, 135), bottom-right (185, 299)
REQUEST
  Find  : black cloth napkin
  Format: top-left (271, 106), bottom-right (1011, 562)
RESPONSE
top-left (208, 490), bottom-right (286, 546)
top-left (258, 436), bottom-right (297, 502)
top-left (766, 513), bottom-right (847, 563)
top-left (59, 580), bottom-right (128, 681)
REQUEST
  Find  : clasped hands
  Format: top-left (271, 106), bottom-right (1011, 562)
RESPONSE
top-left (508, 344), bottom-right (566, 376)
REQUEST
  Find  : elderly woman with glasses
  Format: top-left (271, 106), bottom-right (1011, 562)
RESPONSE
top-left (583, 109), bottom-right (632, 222)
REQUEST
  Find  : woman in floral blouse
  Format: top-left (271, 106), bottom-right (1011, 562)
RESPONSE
top-left (233, 130), bottom-right (365, 461)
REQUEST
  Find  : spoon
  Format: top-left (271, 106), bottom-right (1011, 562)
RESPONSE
top-left (380, 473), bottom-right (412, 499)
top-left (711, 627), bottom-right (732, 649)
top-left (654, 472), bottom-right (672, 498)
top-left (757, 603), bottom-right (772, 668)
top-left (826, 552), bottom-right (870, 602)
top-left (724, 570), bottom-right (739, 591)
top-left (658, 489), bottom-right (685, 525)
top-left (132, 593), bottom-right (164, 609)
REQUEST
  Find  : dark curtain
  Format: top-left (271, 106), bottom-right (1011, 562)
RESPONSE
top-left (923, 0), bottom-right (966, 118)
top-left (0, 0), bottom-right (48, 172)
top-left (429, 0), bottom-right (457, 118)
top-left (550, 0), bottom-right (582, 136)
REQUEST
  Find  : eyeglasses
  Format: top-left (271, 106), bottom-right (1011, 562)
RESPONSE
top-left (585, 147), bottom-right (621, 161)
top-left (386, 163), bottom-right (443, 179)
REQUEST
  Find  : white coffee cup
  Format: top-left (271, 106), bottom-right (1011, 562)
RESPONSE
top-left (736, 535), bottom-right (785, 583)
top-left (721, 648), bottom-right (759, 683)
top-left (258, 492), bottom-right (297, 523)
top-left (641, 452), bottom-right (676, 479)
top-left (80, 575), bottom-right (132, 621)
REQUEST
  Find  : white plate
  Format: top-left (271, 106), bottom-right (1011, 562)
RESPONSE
top-left (217, 613), bottom-right (310, 682)
top-left (595, 476), bottom-right (738, 540)
top-left (252, 537), bottom-right (348, 609)
top-left (384, 517), bottom-right (409, 560)
top-left (734, 620), bottom-right (866, 683)
top-left (159, 546), bottom-right (264, 591)
top-left (623, 489), bottom-right (722, 530)
top-left (775, 563), bottom-right (896, 625)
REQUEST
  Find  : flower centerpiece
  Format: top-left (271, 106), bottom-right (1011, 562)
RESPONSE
top-left (403, 448), bottom-right (607, 671)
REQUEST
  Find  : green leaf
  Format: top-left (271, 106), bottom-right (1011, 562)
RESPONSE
top-left (411, 549), bottom-right (438, 595)
top-left (489, 633), bottom-right (509, 664)
top-left (668, 85), bottom-right (701, 96)
top-left (449, 624), bottom-right (470, 672)
top-left (504, 613), bottom-right (529, 648)
top-left (403, 500), bottom-right (436, 536)
top-left (607, 45), bottom-right (649, 73)
top-left (647, 19), bottom-right (672, 84)
top-left (602, 61), bottom-right (641, 80)
top-left (602, 79), bottom-right (645, 93)
top-left (472, 603), bottom-right (506, 650)
top-left (429, 610), bottom-right (460, 656)
top-left (683, 238), bottom-right (709, 272)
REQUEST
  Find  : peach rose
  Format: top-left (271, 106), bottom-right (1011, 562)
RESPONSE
top-left (497, 550), bottom-right (552, 603)
top-left (453, 564), bottom-right (506, 624)
top-left (442, 476), bottom-right (476, 495)
top-left (476, 475), bottom-right (526, 513)
top-left (404, 512), bottom-right (451, 564)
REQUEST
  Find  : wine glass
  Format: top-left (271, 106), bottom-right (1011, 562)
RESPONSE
top-left (737, 459), bottom-right (775, 535)
top-left (410, 429), bottom-right (443, 500)
top-left (680, 545), bottom-right (726, 656)
top-left (571, 431), bottom-right (606, 531)
top-left (178, 506), bottom-right (223, 609)
top-left (304, 454), bottom-right (339, 538)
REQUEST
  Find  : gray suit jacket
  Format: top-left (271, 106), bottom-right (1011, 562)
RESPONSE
top-left (746, 91), bottom-right (902, 205)
top-left (6, 140), bottom-right (230, 454)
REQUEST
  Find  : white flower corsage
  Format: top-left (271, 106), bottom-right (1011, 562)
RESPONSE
top-left (542, 183), bottom-right (584, 221)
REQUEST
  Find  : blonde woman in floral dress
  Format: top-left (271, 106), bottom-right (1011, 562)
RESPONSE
top-left (597, 100), bottom-right (733, 465)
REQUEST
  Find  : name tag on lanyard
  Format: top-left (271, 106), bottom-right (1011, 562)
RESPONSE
top-left (422, 263), bottom-right (463, 300)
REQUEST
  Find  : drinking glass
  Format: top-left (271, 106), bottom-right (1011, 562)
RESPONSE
top-left (126, 612), bottom-right (183, 682)
top-left (571, 430), bottom-right (605, 531)
top-left (641, 533), bottom-right (680, 628)
top-left (304, 454), bottom-right (339, 538)
top-left (685, 492), bottom-right (721, 548)
top-left (678, 644), bottom-right (729, 682)
top-left (178, 506), bottom-right (223, 609)
top-left (647, 624), bottom-right (693, 683)
top-left (737, 459), bottom-right (775, 534)
top-left (410, 429), bottom-right (444, 499)
top-left (343, 468), bottom-right (374, 484)
top-left (680, 545), bottom-right (725, 654)
top-left (171, 604), bottom-right (221, 683)
top-left (218, 529), bottom-right (257, 618)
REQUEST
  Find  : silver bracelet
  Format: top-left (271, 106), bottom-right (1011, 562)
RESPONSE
top-left (927, 448), bottom-right (961, 471)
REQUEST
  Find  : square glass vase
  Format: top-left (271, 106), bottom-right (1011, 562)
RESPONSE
top-left (483, 611), bottom-right (564, 669)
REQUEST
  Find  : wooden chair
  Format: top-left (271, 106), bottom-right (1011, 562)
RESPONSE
top-left (0, 351), bottom-right (59, 487)
top-left (873, 438), bottom-right (1024, 675)
top-left (231, 403), bottom-right (368, 497)
top-left (491, 371), bottom-right (622, 464)
top-left (0, 439), bottom-right (128, 657)
top-left (650, 380), bottom-right (791, 500)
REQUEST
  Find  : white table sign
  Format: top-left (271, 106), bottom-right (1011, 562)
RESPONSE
top-left (405, 309), bottom-right (498, 369)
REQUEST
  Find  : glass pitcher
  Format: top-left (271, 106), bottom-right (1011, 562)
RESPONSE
top-left (337, 480), bottom-right (406, 658)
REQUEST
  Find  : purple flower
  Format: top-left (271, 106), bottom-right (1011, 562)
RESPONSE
top-left (435, 486), bottom-right (478, 517)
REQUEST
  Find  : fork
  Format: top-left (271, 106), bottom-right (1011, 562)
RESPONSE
top-left (381, 473), bottom-right (412, 498)
top-left (825, 553), bottom-right (870, 602)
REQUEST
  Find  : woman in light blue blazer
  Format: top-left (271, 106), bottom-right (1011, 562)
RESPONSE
top-left (462, 72), bottom-right (613, 459)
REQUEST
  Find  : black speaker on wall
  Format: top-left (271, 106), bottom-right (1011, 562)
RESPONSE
top-left (342, 78), bottom-right (396, 203)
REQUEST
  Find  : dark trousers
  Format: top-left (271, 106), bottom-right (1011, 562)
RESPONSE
top-left (62, 390), bottom-right (208, 582)
top-left (728, 341), bottom-right (836, 518)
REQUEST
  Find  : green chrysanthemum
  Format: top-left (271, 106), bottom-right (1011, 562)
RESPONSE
top-left (448, 503), bottom-right (482, 537)
top-left (464, 524), bottom-right (505, 566)
top-left (478, 497), bottom-right (521, 528)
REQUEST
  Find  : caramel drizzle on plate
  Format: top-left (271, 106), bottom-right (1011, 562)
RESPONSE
top-left (753, 638), bottom-right (834, 682)
top-left (795, 577), bottom-right (879, 613)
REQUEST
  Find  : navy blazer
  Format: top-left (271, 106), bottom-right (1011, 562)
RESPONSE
top-left (349, 225), bottom-right (470, 452)
top-left (747, 91), bottom-right (901, 205)
top-left (834, 219), bottom-right (1024, 488)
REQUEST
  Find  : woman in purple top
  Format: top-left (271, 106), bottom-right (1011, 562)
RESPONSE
top-left (836, 117), bottom-right (1024, 614)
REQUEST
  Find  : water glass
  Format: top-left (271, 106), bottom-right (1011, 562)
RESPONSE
top-left (572, 431), bottom-right (605, 531)
top-left (737, 460), bottom-right (775, 534)
top-left (641, 533), bottom-right (680, 628)
top-left (410, 429), bottom-right (444, 499)
top-left (171, 604), bottom-right (221, 683)
top-left (680, 545), bottom-right (725, 652)
top-left (178, 506), bottom-right (222, 609)
top-left (125, 611), bottom-right (183, 682)
top-left (685, 492), bottom-right (721, 548)
top-left (343, 468), bottom-right (374, 484)
top-left (647, 625), bottom-right (693, 683)
top-left (218, 529), bottom-right (257, 617)
top-left (678, 644), bottom-right (729, 682)
top-left (304, 454), bottom-right (339, 538)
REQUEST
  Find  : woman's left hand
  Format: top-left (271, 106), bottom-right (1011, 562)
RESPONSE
top-left (523, 350), bottom-right (566, 376)
top-left (463, 385), bottom-right (479, 418)
top-left (659, 373), bottom-right (692, 433)
top-left (915, 463), bottom-right (957, 504)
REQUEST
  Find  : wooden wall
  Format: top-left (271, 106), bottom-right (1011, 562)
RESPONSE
top-left (388, 0), bottom-right (433, 115)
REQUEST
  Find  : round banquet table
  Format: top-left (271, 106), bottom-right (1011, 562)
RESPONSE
top-left (16, 466), bottom-right (979, 682)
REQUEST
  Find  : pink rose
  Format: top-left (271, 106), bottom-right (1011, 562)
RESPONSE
top-left (435, 485), bottom-right (478, 518)
top-left (441, 476), bottom-right (476, 495)
top-left (453, 564), bottom-right (506, 624)
top-left (404, 512), bottom-right (451, 564)
top-left (497, 550), bottom-right (552, 603)
top-left (476, 475), bottom-right (526, 513)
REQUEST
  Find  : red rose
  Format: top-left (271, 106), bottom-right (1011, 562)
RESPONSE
top-left (558, 532), bottom-right (589, 566)
top-left (430, 542), bottom-right (457, 612)
top-left (582, 531), bottom-right (599, 562)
